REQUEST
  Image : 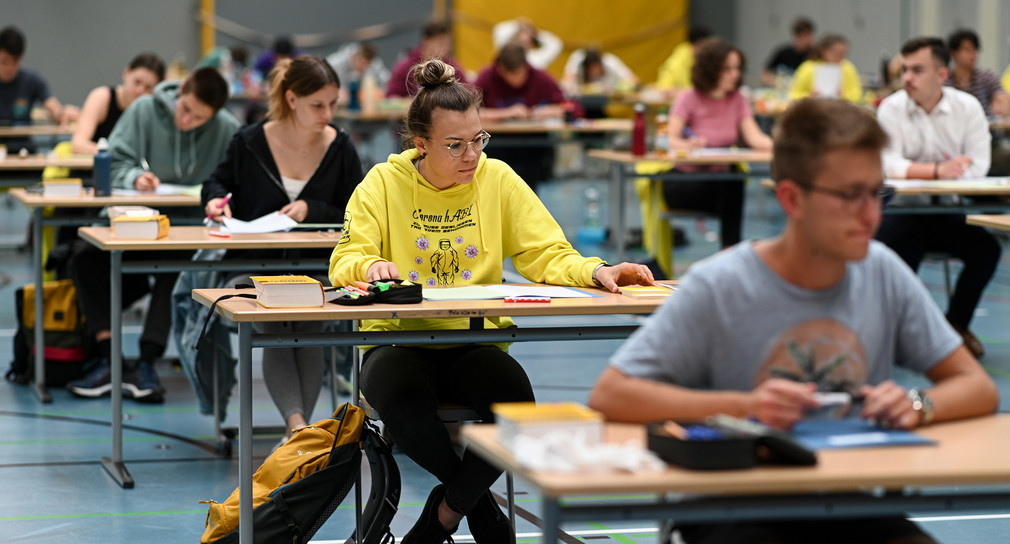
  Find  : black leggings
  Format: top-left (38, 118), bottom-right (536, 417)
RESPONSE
top-left (662, 178), bottom-right (744, 248)
top-left (360, 345), bottom-right (535, 514)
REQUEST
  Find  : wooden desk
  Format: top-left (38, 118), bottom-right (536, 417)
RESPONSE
top-left (967, 214), bottom-right (1010, 229)
top-left (10, 188), bottom-right (201, 404)
top-left (0, 124), bottom-right (75, 138)
top-left (587, 149), bottom-right (773, 261)
top-left (463, 416), bottom-right (1010, 544)
top-left (192, 286), bottom-right (664, 544)
top-left (79, 225), bottom-right (341, 489)
top-left (759, 178), bottom-right (1010, 213)
top-left (0, 154), bottom-right (92, 171)
top-left (483, 118), bottom-right (632, 135)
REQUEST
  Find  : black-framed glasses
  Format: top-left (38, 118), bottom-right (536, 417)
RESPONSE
top-left (427, 131), bottom-right (491, 158)
top-left (799, 183), bottom-right (896, 210)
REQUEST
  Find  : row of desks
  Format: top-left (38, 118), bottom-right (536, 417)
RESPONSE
top-left (14, 171), bottom-right (1010, 543)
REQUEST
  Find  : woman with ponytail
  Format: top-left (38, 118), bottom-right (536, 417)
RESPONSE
top-left (329, 58), bottom-right (652, 544)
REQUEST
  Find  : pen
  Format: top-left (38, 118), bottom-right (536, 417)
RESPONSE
top-left (205, 192), bottom-right (232, 225)
top-left (140, 157), bottom-right (151, 172)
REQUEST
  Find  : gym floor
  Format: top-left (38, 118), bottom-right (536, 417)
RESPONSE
top-left (2, 173), bottom-right (1010, 543)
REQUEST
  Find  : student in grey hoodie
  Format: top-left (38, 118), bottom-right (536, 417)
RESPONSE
top-left (110, 67), bottom-right (240, 189)
top-left (66, 67), bottom-right (239, 404)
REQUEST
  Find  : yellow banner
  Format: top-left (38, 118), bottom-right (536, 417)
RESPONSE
top-left (452, 1), bottom-right (688, 83)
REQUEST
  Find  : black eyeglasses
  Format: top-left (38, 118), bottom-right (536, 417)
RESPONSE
top-left (799, 183), bottom-right (896, 210)
top-left (427, 131), bottom-right (491, 158)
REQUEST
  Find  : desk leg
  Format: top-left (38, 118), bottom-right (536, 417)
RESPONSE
top-left (612, 162), bottom-right (626, 263)
top-left (542, 499), bottom-right (561, 544)
top-left (238, 322), bottom-right (253, 544)
top-left (31, 206), bottom-right (51, 402)
top-left (101, 249), bottom-right (134, 488)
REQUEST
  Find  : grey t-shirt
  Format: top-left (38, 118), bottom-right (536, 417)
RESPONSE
top-left (611, 241), bottom-right (961, 392)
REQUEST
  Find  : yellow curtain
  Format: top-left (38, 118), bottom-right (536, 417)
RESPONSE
top-left (452, 1), bottom-right (688, 81)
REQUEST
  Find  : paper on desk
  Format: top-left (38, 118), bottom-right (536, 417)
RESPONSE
top-left (688, 147), bottom-right (747, 156)
top-left (792, 418), bottom-right (935, 450)
top-left (888, 178), bottom-right (1010, 189)
top-left (222, 211), bottom-right (298, 233)
top-left (423, 286), bottom-right (502, 300)
top-left (486, 285), bottom-right (592, 298)
top-left (423, 285), bottom-right (593, 301)
top-left (112, 183), bottom-right (202, 196)
top-left (512, 430), bottom-right (665, 473)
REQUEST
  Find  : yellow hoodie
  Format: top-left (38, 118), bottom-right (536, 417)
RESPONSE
top-left (329, 148), bottom-right (604, 343)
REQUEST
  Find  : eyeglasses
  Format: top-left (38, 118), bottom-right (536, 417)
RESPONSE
top-left (427, 131), bottom-right (491, 158)
top-left (799, 183), bottom-right (896, 210)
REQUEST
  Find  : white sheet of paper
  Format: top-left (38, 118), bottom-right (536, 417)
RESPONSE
top-left (689, 147), bottom-right (751, 157)
top-left (485, 285), bottom-right (592, 298)
top-left (222, 211), bottom-right (298, 233)
top-left (422, 286), bottom-right (503, 300)
top-left (111, 183), bottom-right (201, 197)
top-left (814, 64), bottom-right (842, 98)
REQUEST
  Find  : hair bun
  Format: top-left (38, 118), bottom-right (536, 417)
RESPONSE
top-left (412, 59), bottom-right (456, 89)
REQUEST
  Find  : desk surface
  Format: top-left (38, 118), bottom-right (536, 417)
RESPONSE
top-left (588, 148), bottom-right (772, 165)
top-left (0, 124), bottom-right (75, 138)
top-left (193, 284), bottom-right (667, 323)
top-left (0, 154), bottom-right (93, 170)
top-left (758, 178), bottom-right (1010, 196)
top-left (78, 225), bottom-right (342, 251)
top-left (967, 214), bottom-right (1010, 229)
top-left (10, 187), bottom-right (199, 207)
top-left (462, 415), bottom-right (1010, 498)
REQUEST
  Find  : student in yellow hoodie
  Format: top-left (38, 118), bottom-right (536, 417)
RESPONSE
top-left (329, 59), bottom-right (654, 544)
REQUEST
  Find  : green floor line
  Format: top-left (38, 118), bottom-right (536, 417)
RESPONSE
top-left (983, 365), bottom-right (1010, 378)
top-left (585, 521), bottom-right (651, 544)
top-left (0, 435), bottom-right (190, 446)
top-left (0, 509), bottom-right (206, 521)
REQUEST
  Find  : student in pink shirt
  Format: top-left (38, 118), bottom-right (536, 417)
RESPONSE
top-left (664, 38), bottom-right (772, 248)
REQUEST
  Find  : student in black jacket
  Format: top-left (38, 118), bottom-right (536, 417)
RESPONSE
top-left (202, 55), bottom-right (363, 444)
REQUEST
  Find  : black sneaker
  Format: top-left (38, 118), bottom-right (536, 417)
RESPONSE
top-left (67, 358), bottom-right (113, 398)
top-left (467, 491), bottom-right (513, 544)
top-left (402, 484), bottom-right (457, 544)
top-left (122, 361), bottom-right (165, 404)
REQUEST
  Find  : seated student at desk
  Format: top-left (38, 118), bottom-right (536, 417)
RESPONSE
top-left (71, 53), bottom-right (165, 155)
top-left (201, 55), bottom-right (363, 446)
top-left (590, 98), bottom-right (998, 544)
top-left (66, 68), bottom-right (239, 403)
top-left (655, 26), bottom-right (713, 98)
top-left (474, 42), bottom-right (564, 193)
top-left (387, 20), bottom-right (468, 98)
top-left (944, 28), bottom-right (1010, 117)
top-left (761, 16), bottom-right (815, 86)
top-left (561, 47), bottom-right (638, 97)
top-left (663, 39), bottom-right (772, 249)
top-left (0, 25), bottom-right (79, 153)
top-left (329, 59), bottom-right (653, 544)
top-left (789, 34), bottom-right (862, 102)
top-left (876, 37), bottom-right (997, 359)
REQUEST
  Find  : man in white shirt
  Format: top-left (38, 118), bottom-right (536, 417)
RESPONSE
top-left (875, 36), bottom-right (1000, 358)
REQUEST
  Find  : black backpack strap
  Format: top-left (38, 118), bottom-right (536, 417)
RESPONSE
top-left (271, 492), bottom-right (302, 543)
top-left (194, 288), bottom-right (256, 351)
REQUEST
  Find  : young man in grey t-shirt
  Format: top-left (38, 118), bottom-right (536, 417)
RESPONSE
top-left (589, 98), bottom-right (998, 544)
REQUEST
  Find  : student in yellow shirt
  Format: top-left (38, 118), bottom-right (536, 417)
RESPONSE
top-left (329, 59), bottom-right (653, 544)
top-left (655, 27), bottom-right (713, 93)
top-left (789, 34), bottom-right (862, 102)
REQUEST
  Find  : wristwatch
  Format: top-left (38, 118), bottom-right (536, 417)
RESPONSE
top-left (592, 263), bottom-right (611, 287)
top-left (907, 388), bottom-right (935, 426)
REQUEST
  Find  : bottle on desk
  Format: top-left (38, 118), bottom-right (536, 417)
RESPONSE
top-left (360, 74), bottom-right (378, 114)
top-left (632, 103), bottom-right (647, 156)
top-left (93, 137), bottom-right (111, 197)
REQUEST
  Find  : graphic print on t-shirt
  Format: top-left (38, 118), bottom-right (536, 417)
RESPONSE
top-left (753, 318), bottom-right (868, 394)
top-left (408, 205), bottom-right (479, 286)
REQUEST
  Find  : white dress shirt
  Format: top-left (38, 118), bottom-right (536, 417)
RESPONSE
top-left (877, 86), bottom-right (991, 179)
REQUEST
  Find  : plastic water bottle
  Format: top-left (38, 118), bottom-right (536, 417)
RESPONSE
top-left (93, 137), bottom-right (111, 197)
top-left (348, 79), bottom-right (361, 111)
top-left (631, 103), bottom-right (647, 156)
top-left (576, 186), bottom-right (607, 247)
